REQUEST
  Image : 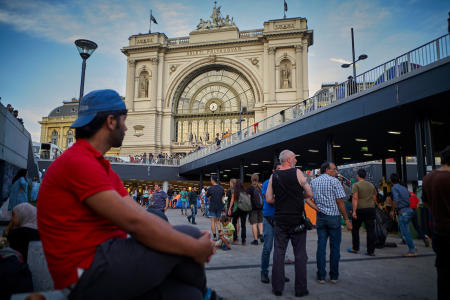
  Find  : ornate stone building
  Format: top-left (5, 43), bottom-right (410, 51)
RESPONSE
top-left (39, 98), bottom-right (78, 151)
top-left (120, 3), bottom-right (313, 155)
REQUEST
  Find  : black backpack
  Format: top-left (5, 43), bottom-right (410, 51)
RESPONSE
top-left (252, 186), bottom-right (264, 210)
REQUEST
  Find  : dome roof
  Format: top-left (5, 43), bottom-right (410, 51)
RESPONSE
top-left (48, 100), bottom-right (79, 117)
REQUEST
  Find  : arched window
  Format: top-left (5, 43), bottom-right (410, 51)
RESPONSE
top-left (66, 130), bottom-right (74, 147)
top-left (51, 130), bottom-right (58, 146)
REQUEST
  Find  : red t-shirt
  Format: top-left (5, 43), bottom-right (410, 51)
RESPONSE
top-left (37, 139), bottom-right (128, 289)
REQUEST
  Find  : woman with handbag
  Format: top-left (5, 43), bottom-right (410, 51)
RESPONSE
top-left (228, 179), bottom-right (249, 245)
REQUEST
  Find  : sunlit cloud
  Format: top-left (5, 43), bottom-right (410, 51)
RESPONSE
top-left (329, 57), bottom-right (352, 64)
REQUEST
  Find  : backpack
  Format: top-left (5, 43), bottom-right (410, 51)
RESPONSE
top-left (252, 187), bottom-right (264, 210)
top-left (237, 192), bottom-right (252, 212)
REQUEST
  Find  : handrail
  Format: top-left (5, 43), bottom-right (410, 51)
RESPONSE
top-left (180, 33), bottom-right (450, 165)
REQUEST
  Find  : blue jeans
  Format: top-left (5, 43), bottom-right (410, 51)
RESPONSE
top-left (188, 205), bottom-right (197, 223)
top-left (316, 212), bottom-right (342, 280)
top-left (261, 217), bottom-right (274, 275)
top-left (398, 209), bottom-right (415, 253)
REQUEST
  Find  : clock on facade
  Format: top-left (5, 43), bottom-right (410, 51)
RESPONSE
top-left (209, 102), bottom-right (218, 112)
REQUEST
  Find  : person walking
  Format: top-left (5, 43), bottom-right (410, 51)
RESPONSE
top-left (180, 187), bottom-right (188, 215)
top-left (423, 146), bottom-right (450, 300)
top-left (409, 190), bottom-right (431, 247)
top-left (248, 173), bottom-right (264, 245)
top-left (30, 177), bottom-right (40, 203)
top-left (310, 162), bottom-right (352, 284)
top-left (390, 173), bottom-right (416, 257)
top-left (348, 169), bottom-right (377, 256)
top-left (227, 179), bottom-right (249, 245)
top-left (207, 175), bottom-right (225, 241)
top-left (150, 183), bottom-right (169, 214)
top-left (266, 150), bottom-right (317, 297)
top-left (187, 187), bottom-right (199, 225)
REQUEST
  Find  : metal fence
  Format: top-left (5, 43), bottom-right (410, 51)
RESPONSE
top-left (181, 34), bottom-right (450, 165)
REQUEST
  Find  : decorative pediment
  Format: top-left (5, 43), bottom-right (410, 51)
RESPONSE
top-left (195, 1), bottom-right (236, 31)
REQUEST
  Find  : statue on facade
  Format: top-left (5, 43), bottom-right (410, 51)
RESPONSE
top-left (139, 72), bottom-right (149, 98)
top-left (280, 62), bottom-right (291, 89)
top-left (195, 1), bottom-right (235, 30)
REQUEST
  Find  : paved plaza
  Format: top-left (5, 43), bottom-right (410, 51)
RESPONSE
top-left (166, 209), bottom-right (436, 300)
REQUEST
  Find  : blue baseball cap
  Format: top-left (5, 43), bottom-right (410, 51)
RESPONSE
top-left (71, 89), bottom-right (126, 128)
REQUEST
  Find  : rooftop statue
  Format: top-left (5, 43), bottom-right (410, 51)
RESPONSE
top-left (196, 1), bottom-right (235, 30)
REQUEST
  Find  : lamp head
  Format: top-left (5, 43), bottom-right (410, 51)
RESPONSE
top-left (358, 54), bottom-right (368, 60)
top-left (75, 39), bottom-right (98, 60)
top-left (341, 63), bottom-right (351, 68)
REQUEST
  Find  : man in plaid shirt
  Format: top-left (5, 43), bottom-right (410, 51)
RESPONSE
top-left (310, 162), bottom-right (352, 284)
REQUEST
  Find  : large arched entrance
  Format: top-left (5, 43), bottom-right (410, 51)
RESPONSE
top-left (172, 65), bottom-right (256, 146)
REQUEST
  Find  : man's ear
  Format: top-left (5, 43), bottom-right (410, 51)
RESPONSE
top-left (105, 115), bottom-right (117, 131)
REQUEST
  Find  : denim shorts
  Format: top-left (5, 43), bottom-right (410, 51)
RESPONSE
top-left (208, 210), bottom-right (221, 219)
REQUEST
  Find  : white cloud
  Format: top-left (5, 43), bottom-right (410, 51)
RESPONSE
top-left (329, 57), bottom-right (352, 64)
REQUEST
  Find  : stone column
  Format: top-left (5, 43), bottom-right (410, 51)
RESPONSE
top-left (302, 41), bottom-right (309, 99)
top-left (295, 45), bottom-right (304, 102)
top-left (151, 57), bottom-right (159, 109)
top-left (263, 44), bottom-right (270, 103)
top-left (125, 59), bottom-right (136, 111)
top-left (268, 47), bottom-right (276, 103)
top-left (157, 51), bottom-right (165, 111)
top-left (59, 127), bottom-right (64, 149)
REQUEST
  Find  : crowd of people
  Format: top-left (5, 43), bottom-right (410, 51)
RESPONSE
top-left (1, 89), bottom-right (448, 299)
top-left (127, 152), bottom-right (186, 164)
top-left (5, 103), bottom-right (24, 125)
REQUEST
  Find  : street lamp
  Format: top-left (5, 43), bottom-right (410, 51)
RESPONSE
top-left (74, 39), bottom-right (98, 106)
top-left (340, 28), bottom-right (367, 80)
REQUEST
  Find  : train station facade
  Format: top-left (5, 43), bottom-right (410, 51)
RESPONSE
top-left (120, 4), bottom-right (313, 156)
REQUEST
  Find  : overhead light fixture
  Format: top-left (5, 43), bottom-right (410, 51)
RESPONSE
top-left (262, 160), bottom-right (271, 163)
top-left (361, 146), bottom-right (368, 152)
top-left (224, 169), bottom-right (231, 172)
top-left (295, 154), bottom-right (301, 157)
top-left (388, 149), bottom-right (396, 152)
top-left (251, 163), bottom-right (259, 166)
top-left (388, 131), bottom-right (401, 135)
top-left (355, 138), bottom-right (367, 142)
top-left (343, 157), bottom-right (351, 160)
top-left (363, 153), bottom-right (373, 157)
top-left (244, 165), bottom-right (249, 168)
top-left (333, 145), bottom-right (341, 148)
top-left (308, 149), bottom-right (319, 153)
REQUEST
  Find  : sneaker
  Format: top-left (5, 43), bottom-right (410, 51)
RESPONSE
top-left (272, 290), bottom-right (282, 296)
top-left (232, 240), bottom-right (240, 245)
top-left (318, 279), bottom-right (325, 284)
top-left (365, 252), bottom-right (375, 256)
top-left (192, 222), bottom-right (197, 225)
top-left (242, 241), bottom-right (246, 246)
top-left (251, 240), bottom-right (258, 245)
top-left (222, 245), bottom-right (231, 251)
top-left (284, 277), bottom-right (290, 282)
top-left (347, 248), bottom-right (358, 254)
top-left (330, 279), bottom-right (338, 284)
top-left (424, 236), bottom-right (431, 247)
top-left (261, 273), bottom-right (270, 284)
top-left (259, 235), bottom-right (264, 243)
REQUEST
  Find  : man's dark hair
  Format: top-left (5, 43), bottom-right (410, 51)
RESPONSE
top-left (75, 110), bottom-right (127, 139)
top-left (390, 173), bottom-right (400, 184)
top-left (273, 161), bottom-right (281, 170)
top-left (357, 169), bottom-right (366, 179)
top-left (320, 162), bottom-right (332, 174)
top-left (441, 145), bottom-right (450, 165)
top-left (211, 175), bottom-right (219, 183)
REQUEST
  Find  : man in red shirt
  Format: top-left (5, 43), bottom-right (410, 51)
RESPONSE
top-left (38, 89), bottom-right (215, 299)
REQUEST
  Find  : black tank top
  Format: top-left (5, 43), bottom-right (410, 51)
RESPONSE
top-left (272, 168), bottom-right (305, 225)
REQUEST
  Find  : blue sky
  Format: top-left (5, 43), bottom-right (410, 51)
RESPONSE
top-left (0, 0), bottom-right (448, 141)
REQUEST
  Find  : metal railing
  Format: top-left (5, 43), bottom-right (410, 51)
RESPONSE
top-left (181, 33), bottom-right (450, 165)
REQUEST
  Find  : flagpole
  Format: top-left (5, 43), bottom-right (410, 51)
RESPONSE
top-left (149, 9), bottom-right (152, 33)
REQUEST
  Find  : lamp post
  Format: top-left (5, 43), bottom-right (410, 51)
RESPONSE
top-left (341, 28), bottom-right (367, 83)
top-left (74, 39), bottom-right (98, 107)
top-left (236, 101), bottom-right (246, 139)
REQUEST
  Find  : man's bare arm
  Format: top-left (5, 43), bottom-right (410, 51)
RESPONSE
top-left (296, 169), bottom-right (313, 199)
top-left (84, 190), bottom-right (215, 265)
top-left (336, 198), bottom-right (352, 230)
top-left (265, 175), bottom-right (274, 204)
top-left (352, 192), bottom-right (358, 219)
